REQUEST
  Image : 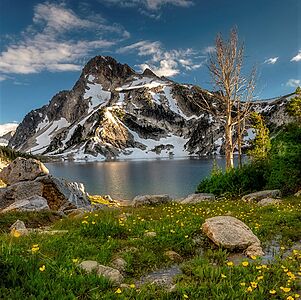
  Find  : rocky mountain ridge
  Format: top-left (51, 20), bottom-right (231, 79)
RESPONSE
top-left (9, 56), bottom-right (295, 160)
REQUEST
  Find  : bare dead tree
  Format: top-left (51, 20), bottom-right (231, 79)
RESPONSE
top-left (191, 28), bottom-right (256, 170)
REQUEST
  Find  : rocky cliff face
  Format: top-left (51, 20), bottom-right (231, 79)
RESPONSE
top-left (9, 56), bottom-right (294, 160)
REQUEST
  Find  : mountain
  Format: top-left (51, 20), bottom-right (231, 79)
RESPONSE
top-left (0, 123), bottom-right (18, 146)
top-left (9, 56), bottom-right (294, 160)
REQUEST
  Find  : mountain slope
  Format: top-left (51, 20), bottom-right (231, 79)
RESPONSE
top-left (9, 56), bottom-right (294, 160)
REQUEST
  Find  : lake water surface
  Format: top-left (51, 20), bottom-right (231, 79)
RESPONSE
top-left (46, 157), bottom-right (229, 200)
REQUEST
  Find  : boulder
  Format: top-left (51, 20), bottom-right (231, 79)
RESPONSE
top-left (35, 175), bottom-right (91, 211)
top-left (0, 157), bottom-right (49, 185)
top-left (2, 196), bottom-right (49, 213)
top-left (202, 216), bottom-right (264, 258)
top-left (242, 190), bottom-right (281, 202)
top-left (257, 197), bottom-right (282, 206)
top-left (79, 260), bottom-right (123, 284)
top-left (180, 193), bottom-right (215, 204)
top-left (132, 194), bottom-right (172, 207)
top-left (0, 181), bottom-right (44, 210)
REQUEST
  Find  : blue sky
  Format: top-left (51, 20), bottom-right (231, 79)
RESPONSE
top-left (0, 0), bottom-right (300, 123)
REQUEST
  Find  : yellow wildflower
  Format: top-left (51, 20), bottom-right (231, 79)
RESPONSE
top-left (242, 261), bottom-right (249, 267)
top-left (11, 229), bottom-right (21, 238)
top-left (250, 255), bottom-right (257, 260)
top-left (183, 295), bottom-right (189, 299)
top-left (269, 290), bottom-right (276, 295)
top-left (257, 275), bottom-right (264, 280)
top-left (92, 221), bottom-right (96, 225)
top-left (221, 274), bottom-right (227, 278)
top-left (82, 220), bottom-right (88, 224)
top-left (227, 261), bottom-right (234, 267)
top-left (251, 282), bottom-right (258, 289)
top-left (280, 287), bottom-right (291, 293)
top-left (115, 288), bottom-right (122, 294)
top-left (39, 265), bottom-right (46, 272)
top-left (246, 286), bottom-right (253, 292)
top-left (31, 244), bottom-right (39, 253)
top-left (72, 258), bottom-right (79, 263)
top-left (240, 282), bottom-right (246, 286)
top-left (295, 294), bottom-right (300, 298)
top-left (286, 297), bottom-right (294, 300)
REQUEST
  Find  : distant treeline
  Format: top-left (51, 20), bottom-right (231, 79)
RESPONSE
top-left (0, 146), bottom-right (45, 162)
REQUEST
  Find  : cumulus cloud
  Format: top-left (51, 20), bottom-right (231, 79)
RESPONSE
top-left (0, 3), bottom-right (128, 77)
top-left (202, 46), bottom-right (215, 54)
top-left (286, 79), bottom-right (300, 88)
top-left (291, 50), bottom-right (301, 62)
top-left (264, 57), bottom-right (279, 64)
top-left (118, 40), bottom-right (203, 77)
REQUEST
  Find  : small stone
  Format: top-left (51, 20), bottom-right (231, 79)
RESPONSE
top-left (97, 265), bottom-right (124, 284)
top-left (164, 250), bottom-right (183, 262)
top-left (2, 196), bottom-right (49, 213)
top-left (79, 260), bottom-right (99, 273)
top-left (132, 194), bottom-right (172, 207)
top-left (144, 231), bottom-right (157, 237)
top-left (10, 219), bottom-right (28, 236)
top-left (244, 243), bottom-right (265, 257)
top-left (111, 258), bottom-right (127, 272)
top-left (257, 197), bottom-right (282, 206)
top-left (294, 190), bottom-right (301, 197)
top-left (242, 190), bottom-right (281, 202)
top-left (180, 193), bottom-right (215, 204)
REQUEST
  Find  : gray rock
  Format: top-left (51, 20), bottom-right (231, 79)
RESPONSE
top-left (0, 157), bottom-right (49, 185)
top-left (257, 197), bottom-right (282, 206)
top-left (0, 181), bottom-right (44, 210)
top-left (79, 260), bottom-right (123, 284)
top-left (79, 260), bottom-right (99, 273)
top-left (132, 194), bottom-right (172, 207)
top-left (164, 251), bottom-right (183, 262)
top-left (202, 216), bottom-right (264, 258)
top-left (180, 193), bottom-right (215, 204)
top-left (242, 190), bottom-right (281, 202)
top-left (111, 258), bottom-right (127, 272)
top-left (144, 231), bottom-right (157, 237)
top-left (2, 196), bottom-right (49, 213)
top-left (10, 219), bottom-right (29, 236)
top-left (35, 175), bottom-right (91, 211)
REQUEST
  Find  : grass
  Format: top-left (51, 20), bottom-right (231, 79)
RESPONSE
top-left (0, 197), bottom-right (301, 299)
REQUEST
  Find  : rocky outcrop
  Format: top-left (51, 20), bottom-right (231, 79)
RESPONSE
top-left (2, 196), bottom-right (49, 213)
top-left (0, 157), bottom-right (49, 185)
top-left (132, 194), bottom-right (172, 207)
top-left (242, 190), bottom-right (281, 202)
top-left (180, 193), bottom-right (215, 204)
top-left (9, 56), bottom-right (293, 161)
top-left (202, 216), bottom-right (264, 258)
top-left (0, 158), bottom-right (92, 213)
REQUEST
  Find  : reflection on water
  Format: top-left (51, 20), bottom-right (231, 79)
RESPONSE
top-left (46, 157), bottom-right (228, 200)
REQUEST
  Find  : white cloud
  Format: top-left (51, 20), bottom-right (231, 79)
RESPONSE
top-left (202, 46), bottom-right (215, 54)
top-left (264, 57), bottom-right (279, 64)
top-left (118, 40), bottom-right (203, 77)
top-left (0, 3), bottom-right (128, 78)
top-left (286, 79), bottom-right (300, 88)
top-left (103, 0), bottom-right (193, 10)
top-left (291, 50), bottom-right (301, 62)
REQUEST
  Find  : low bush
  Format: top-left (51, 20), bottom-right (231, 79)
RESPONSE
top-left (197, 123), bottom-right (301, 197)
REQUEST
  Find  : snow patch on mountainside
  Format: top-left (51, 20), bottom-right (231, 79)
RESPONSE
top-left (84, 82), bottom-right (111, 113)
top-left (31, 118), bottom-right (69, 154)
